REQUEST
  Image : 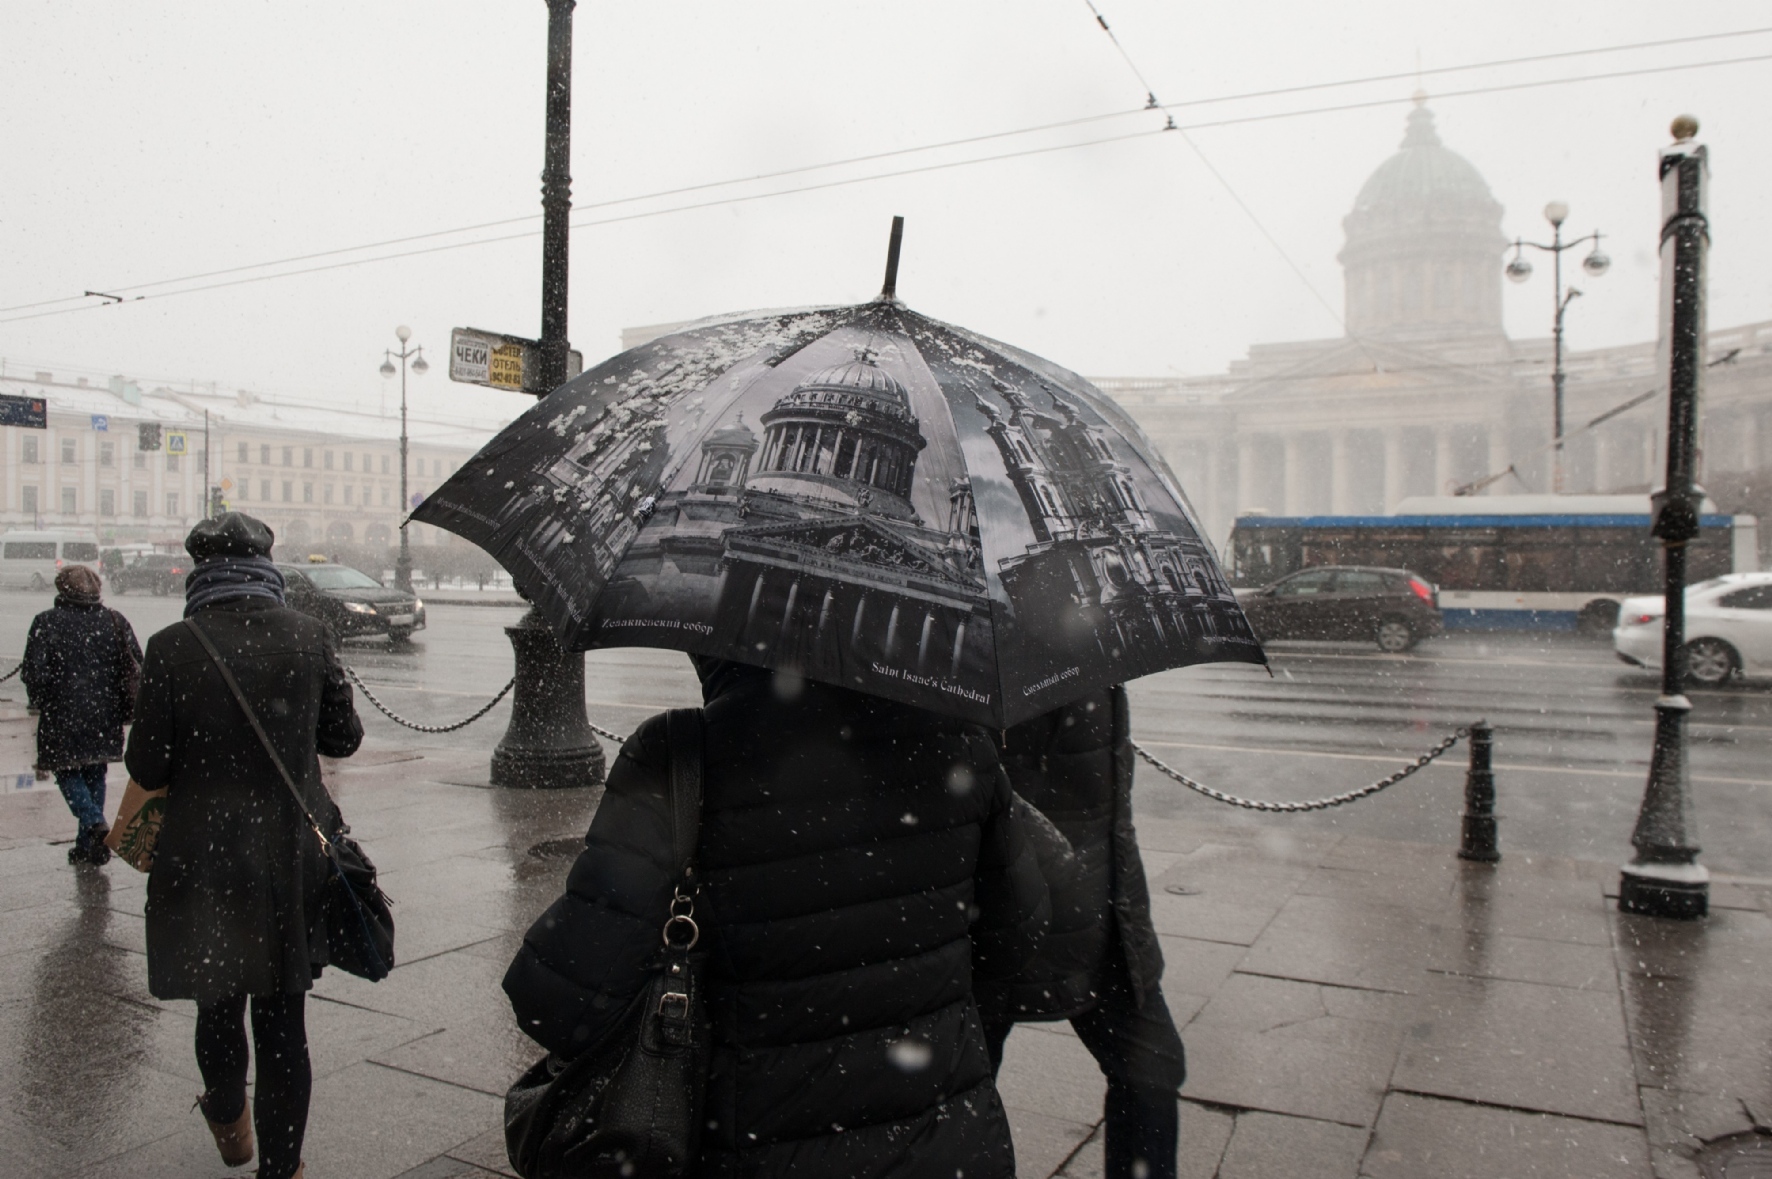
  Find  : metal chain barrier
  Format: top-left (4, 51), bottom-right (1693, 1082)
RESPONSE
top-left (0, 662), bottom-right (21, 683)
top-left (1131, 728), bottom-right (1471, 814)
top-left (344, 664), bottom-right (516, 734)
top-left (588, 720), bottom-right (628, 745)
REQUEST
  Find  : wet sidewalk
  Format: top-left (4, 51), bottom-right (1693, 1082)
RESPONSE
top-left (2, 740), bottom-right (1770, 1178)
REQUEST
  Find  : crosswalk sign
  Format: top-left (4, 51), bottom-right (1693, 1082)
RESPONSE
top-left (165, 431), bottom-right (188, 455)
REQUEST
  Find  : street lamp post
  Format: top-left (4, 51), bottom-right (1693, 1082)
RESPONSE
top-left (1505, 203), bottom-right (1611, 493)
top-left (1620, 116), bottom-right (1711, 920)
top-left (379, 325), bottom-right (428, 591)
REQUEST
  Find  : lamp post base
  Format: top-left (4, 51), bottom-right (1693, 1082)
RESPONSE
top-left (490, 607), bottom-right (605, 790)
top-left (1618, 860), bottom-right (1709, 920)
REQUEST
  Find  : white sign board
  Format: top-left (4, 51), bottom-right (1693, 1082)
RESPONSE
top-left (450, 329), bottom-right (493, 384)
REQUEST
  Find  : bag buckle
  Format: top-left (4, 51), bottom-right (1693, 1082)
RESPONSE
top-left (657, 990), bottom-right (690, 1020)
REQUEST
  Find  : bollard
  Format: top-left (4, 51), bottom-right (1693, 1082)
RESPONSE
top-left (1458, 721), bottom-right (1500, 862)
top-left (489, 607), bottom-right (606, 790)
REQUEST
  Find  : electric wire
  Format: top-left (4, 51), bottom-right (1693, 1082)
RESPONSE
top-left (11, 26), bottom-right (1766, 318)
top-left (3, 44), bottom-right (1767, 326)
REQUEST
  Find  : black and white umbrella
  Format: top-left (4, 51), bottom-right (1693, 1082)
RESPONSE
top-left (414, 299), bottom-right (1263, 726)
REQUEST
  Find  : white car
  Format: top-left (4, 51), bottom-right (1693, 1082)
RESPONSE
top-left (1614, 572), bottom-right (1772, 685)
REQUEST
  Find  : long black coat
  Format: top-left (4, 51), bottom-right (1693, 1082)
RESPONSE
top-left (22, 597), bottom-right (141, 771)
top-left (124, 599), bottom-right (363, 1002)
top-left (505, 664), bottom-right (1050, 1179)
top-left (979, 685), bottom-right (1164, 1021)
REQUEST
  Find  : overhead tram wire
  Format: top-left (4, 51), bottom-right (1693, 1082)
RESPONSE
top-left (17, 21), bottom-right (1766, 320)
top-left (4, 47), bottom-right (1770, 327)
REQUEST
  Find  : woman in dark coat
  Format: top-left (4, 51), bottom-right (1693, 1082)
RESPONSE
top-left (124, 512), bottom-right (363, 1179)
top-left (22, 564), bottom-right (141, 866)
top-left (978, 686), bottom-right (1186, 1179)
top-left (505, 658), bottom-right (1050, 1179)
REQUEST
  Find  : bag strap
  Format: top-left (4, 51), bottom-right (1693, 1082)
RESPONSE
top-left (185, 616), bottom-right (331, 848)
top-left (662, 708), bottom-right (704, 885)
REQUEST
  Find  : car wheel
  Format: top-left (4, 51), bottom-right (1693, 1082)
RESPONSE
top-left (1376, 617), bottom-right (1416, 653)
top-left (1577, 599), bottom-right (1620, 636)
top-left (111, 579), bottom-right (127, 595)
top-left (152, 580), bottom-right (169, 597)
top-left (1684, 638), bottom-right (1738, 686)
top-left (30, 573), bottom-right (47, 592)
top-left (389, 628), bottom-right (414, 646)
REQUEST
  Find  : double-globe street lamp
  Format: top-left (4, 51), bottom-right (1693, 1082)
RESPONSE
top-left (1504, 202), bottom-right (1611, 493)
top-left (379, 326), bottom-right (428, 591)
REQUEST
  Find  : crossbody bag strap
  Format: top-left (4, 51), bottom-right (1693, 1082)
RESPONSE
top-left (185, 616), bottom-right (330, 847)
top-left (662, 708), bottom-right (704, 884)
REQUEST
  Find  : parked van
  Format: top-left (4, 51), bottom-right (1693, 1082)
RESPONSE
top-left (0, 530), bottom-right (102, 591)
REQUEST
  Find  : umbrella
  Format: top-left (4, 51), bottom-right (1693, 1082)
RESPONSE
top-left (413, 300), bottom-right (1264, 727)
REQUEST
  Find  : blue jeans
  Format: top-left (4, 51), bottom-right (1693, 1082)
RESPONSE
top-left (55, 763), bottom-right (109, 832)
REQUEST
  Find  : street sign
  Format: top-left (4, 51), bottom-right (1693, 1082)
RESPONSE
top-left (449, 327), bottom-right (583, 395)
top-left (220, 478), bottom-right (234, 491)
top-left (0, 395), bottom-right (47, 429)
top-left (90, 414), bottom-right (109, 432)
top-left (410, 491), bottom-right (425, 509)
top-left (165, 431), bottom-right (188, 455)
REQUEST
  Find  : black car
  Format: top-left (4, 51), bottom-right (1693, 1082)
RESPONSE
top-left (1239, 565), bottom-right (1443, 652)
top-left (275, 563), bottom-right (426, 644)
top-left (110, 553), bottom-right (191, 596)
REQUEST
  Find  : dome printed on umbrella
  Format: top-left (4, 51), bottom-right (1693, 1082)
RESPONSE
top-left (413, 302), bottom-right (1264, 726)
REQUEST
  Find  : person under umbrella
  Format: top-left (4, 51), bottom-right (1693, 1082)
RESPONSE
top-left (125, 512), bottom-right (363, 1179)
top-left (504, 656), bottom-right (1051, 1177)
top-left (979, 685), bottom-right (1185, 1179)
top-left (22, 564), bottom-right (141, 866)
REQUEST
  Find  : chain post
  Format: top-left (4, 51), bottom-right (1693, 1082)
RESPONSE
top-left (1458, 720), bottom-right (1500, 862)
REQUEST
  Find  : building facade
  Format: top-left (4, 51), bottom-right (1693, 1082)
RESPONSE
top-left (0, 372), bottom-right (486, 550)
top-left (1100, 100), bottom-right (1772, 548)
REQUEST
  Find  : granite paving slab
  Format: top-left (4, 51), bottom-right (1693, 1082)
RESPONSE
top-left (1217, 1110), bottom-right (1369, 1179)
top-left (1360, 1091), bottom-right (1652, 1178)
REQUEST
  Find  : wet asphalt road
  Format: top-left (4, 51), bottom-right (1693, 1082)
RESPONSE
top-left (4, 591), bottom-right (1768, 877)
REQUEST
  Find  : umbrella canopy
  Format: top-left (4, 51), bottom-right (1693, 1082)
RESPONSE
top-left (414, 301), bottom-right (1264, 727)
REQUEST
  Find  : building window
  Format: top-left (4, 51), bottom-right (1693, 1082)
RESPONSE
top-left (61, 487), bottom-right (77, 514)
top-left (166, 492), bottom-right (179, 517)
top-left (304, 448), bottom-right (314, 468)
top-left (238, 442), bottom-right (249, 463)
top-left (282, 481), bottom-right (293, 503)
top-left (197, 448), bottom-right (206, 470)
top-left (167, 454), bottom-right (180, 472)
top-left (324, 484), bottom-right (334, 504)
top-left (381, 455), bottom-right (390, 474)
top-left (283, 446), bottom-right (293, 467)
top-left (236, 479), bottom-right (248, 501)
top-left (132, 490), bottom-right (147, 517)
top-left (61, 439), bottom-right (76, 464)
top-left (362, 453), bottom-right (372, 473)
top-left (363, 485), bottom-right (372, 506)
top-left (261, 444), bottom-right (271, 465)
top-left (381, 486), bottom-right (391, 506)
top-left (262, 480), bottom-right (272, 501)
top-left (22, 438), bottom-right (38, 464)
top-left (324, 451), bottom-right (334, 470)
top-left (343, 452), bottom-right (352, 472)
top-left (303, 482), bottom-right (313, 503)
top-left (133, 450), bottom-right (146, 470)
top-left (21, 487), bottom-right (38, 514)
top-left (99, 442), bottom-right (114, 467)
top-left (342, 486), bottom-right (352, 505)
top-left (100, 489), bottom-right (115, 516)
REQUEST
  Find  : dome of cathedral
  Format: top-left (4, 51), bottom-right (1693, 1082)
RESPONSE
top-left (1352, 103), bottom-right (1498, 216)
top-left (703, 414), bottom-right (758, 450)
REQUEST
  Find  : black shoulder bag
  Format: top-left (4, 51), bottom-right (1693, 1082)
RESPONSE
top-left (504, 707), bottom-right (711, 1179)
top-left (185, 616), bottom-right (395, 982)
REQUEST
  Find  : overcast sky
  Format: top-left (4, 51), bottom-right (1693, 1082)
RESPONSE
top-left (5, 1), bottom-right (1769, 435)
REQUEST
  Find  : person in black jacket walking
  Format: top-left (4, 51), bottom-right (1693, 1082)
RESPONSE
top-left (22, 564), bottom-right (142, 867)
top-left (125, 513), bottom-right (363, 1179)
top-left (505, 658), bottom-right (1050, 1179)
top-left (980, 686), bottom-right (1186, 1179)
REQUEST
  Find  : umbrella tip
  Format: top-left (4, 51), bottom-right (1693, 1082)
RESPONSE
top-left (879, 216), bottom-right (905, 303)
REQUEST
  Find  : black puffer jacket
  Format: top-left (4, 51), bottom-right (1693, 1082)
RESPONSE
top-left (505, 662), bottom-right (1050, 1179)
top-left (22, 596), bottom-right (141, 771)
top-left (980, 685), bottom-right (1164, 1020)
top-left (125, 599), bottom-right (364, 1001)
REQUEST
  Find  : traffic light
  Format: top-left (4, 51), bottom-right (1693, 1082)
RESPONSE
top-left (208, 487), bottom-right (226, 518)
top-left (138, 423), bottom-right (161, 451)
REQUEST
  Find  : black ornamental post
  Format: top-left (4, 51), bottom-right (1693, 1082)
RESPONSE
top-left (491, 0), bottom-right (604, 790)
top-left (1619, 115), bottom-right (1709, 918)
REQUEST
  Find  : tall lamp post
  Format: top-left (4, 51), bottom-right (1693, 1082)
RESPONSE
top-left (1620, 116), bottom-right (1711, 920)
top-left (1504, 202), bottom-right (1611, 492)
top-left (379, 325), bottom-right (428, 591)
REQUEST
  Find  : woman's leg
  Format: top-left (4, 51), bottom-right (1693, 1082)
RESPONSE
top-left (250, 992), bottom-right (312, 1179)
top-left (194, 994), bottom-right (250, 1124)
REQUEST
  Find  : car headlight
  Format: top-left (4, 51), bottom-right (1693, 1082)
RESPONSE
top-left (343, 601), bottom-right (376, 615)
top-left (411, 598), bottom-right (424, 612)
